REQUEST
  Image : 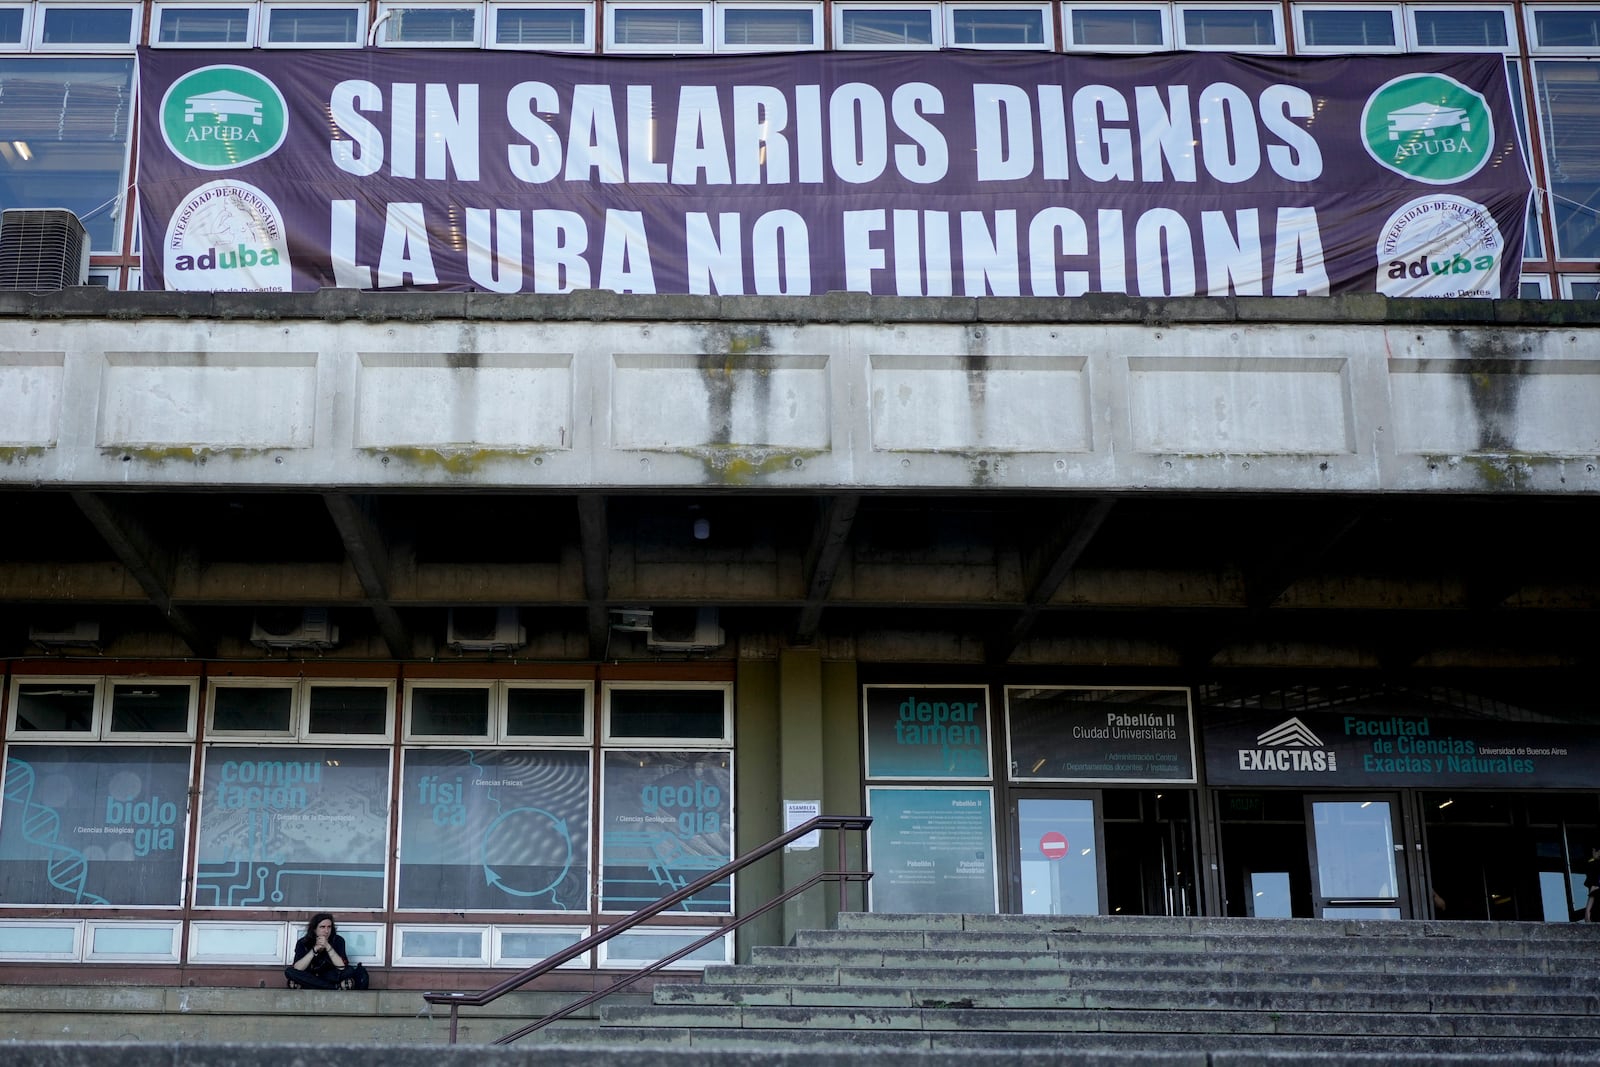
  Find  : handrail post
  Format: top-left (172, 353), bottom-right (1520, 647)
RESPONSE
top-left (448, 1004), bottom-right (459, 1044)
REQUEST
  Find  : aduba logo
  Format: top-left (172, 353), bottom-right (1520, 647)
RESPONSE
top-left (1360, 74), bottom-right (1492, 185)
top-left (160, 65), bottom-right (288, 171)
top-left (163, 180), bottom-right (294, 292)
top-left (1375, 194), bottom-right (1504, 298)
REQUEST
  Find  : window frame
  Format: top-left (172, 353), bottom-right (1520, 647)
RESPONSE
top-left (833, 2), bottom-right (944, 49)
top-left (403, 680), bottom-right (496, 742)
top-left (605, 1), bottom-right (713, 52)
top-left (486, 1), bottom-right (594, 49)
top-left (206, 678), bottom-right (396, 742)
top-left (1061, 2), bottom-right (1171, 52)
top-left (1173, 2), bottom-right (1284, 52)
top-left (714, 1), bottom-right (822, 52)
top-left (105, 679), bottom-right (199, 739)
top-left (502, 680), bottom-right (594, 744)
top-left (0, 4), bottom-right (34, 49)
top-left (1526, 5), bottom-right (1600, 53)
top-left (30, 2), bottom-right (142, 50)
top-left (260, 2), bottom-right (367, 47)
top-left (1560, 274), bottom-right (1600, 298)
top-left (373, 1), bottom-right (485, 47)
top-left (7, 675), bottom-right (196, 740)
top-left (1405, 3), bottom-right (1515, 53)
top-left (1292, 3), bottom-right (1403, 54)
top-left (149, 2), bottom-right (259, 47)
top-left (944, 2), bottom-right (1055, 49)
top-left (1519, 274), bottom-right (1553, 299)
top-left (601, 680), bottom-right (733, 747)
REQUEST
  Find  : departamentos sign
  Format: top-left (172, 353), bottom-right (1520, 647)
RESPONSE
top-left (1205, 712), bottom-right (1600, 788)
top-left (137, 50), bottom-right (1530, 296)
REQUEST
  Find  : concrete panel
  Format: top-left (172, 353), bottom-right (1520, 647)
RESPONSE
top-left (355, 352), bottom-right (573, 450)
top-left (610, 354), bottom-right (830, 450)
top-left (1388, 359), bottom-right (1600, 455)
top-left (98, 351), bottom-right (317, 450)
top-left (1127, 356), bottom-right (1354, 455)
top-left (0, 352), bottom-right (63, 446)
top-left (869, 355), bottom-right (1091, 453)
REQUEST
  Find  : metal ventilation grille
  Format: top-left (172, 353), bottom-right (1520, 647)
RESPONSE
top-left (0, 209), bottom-right (90, 290)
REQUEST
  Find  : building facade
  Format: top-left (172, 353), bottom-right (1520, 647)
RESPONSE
top-left (0, 0), bottom-right (1597, 989)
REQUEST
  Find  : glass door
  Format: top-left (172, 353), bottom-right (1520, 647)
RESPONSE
top-left (1306, 795), bottom-right (1409, 919)
top-left (1014, 794), bottom-right (1103, 914)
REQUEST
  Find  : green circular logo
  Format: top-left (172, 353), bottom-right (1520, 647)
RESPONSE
top-left (160, 65), bottom-right (288, 171)
top-left (1361, 73), bottom-right (1492, 185)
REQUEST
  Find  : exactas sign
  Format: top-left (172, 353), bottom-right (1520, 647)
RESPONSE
top-left (137, 49), bottom-right (1531, 296)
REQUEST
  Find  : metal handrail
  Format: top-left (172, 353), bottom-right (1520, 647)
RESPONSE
top-left (422, 813), bottom-right (873, 1044)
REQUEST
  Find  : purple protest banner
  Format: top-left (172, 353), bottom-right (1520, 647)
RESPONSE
top-left (137, 48), bottom-right (1530, 296)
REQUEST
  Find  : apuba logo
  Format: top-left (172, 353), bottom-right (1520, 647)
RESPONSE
top-left (1361, 73), bottom-right (1493, 185)
top-left (160, 66), bottom-right (287, 171)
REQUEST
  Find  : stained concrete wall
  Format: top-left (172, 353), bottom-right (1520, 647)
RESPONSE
top-left (2, 291), bottom-right (1595, 496)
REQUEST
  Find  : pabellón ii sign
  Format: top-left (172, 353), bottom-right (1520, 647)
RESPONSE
top-left (137, 50), bottom-right (1529, 296)
top-left (1007, 686), bottom-right (1197, 783)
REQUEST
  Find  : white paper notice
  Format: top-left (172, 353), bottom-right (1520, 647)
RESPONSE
top-left (785, 800), bottom-right (821, 850)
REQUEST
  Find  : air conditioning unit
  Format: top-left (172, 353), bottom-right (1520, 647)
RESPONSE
top-left (609, 607), bottom-right (654, 632)
top-left (646, 608), bottom-right (724, 653)
top-left (0, 209), bottom-right (90, 290)
top-left (28, 619), bottom-right (101, 647)
top-left (447, 607), bottom-right (526, 651)
top-left (251, 608), bottom-right (339, 650)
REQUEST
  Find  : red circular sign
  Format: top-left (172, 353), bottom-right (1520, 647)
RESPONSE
top-left (1039, 831), bottom-right (1068, 860)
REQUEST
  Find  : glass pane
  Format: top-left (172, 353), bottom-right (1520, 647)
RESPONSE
top-left (506, 686), bottom-right (586, 736)
top-left (604, 930), bottom-right (727, 964)
top-left (1301, 10), bottom-right (1394, 47)
top-left (613, 7), bottom-right (703, 43)
top-left (89, 925), bottom-right (174, 955)
top-left (1071, 8), bottom-right (1165, 46)
top-left (158, 7), bottom-right (250, 42)
top-left (495, 6), bottom-right (586, 43)
top-left (0, 9), bottom-right (25, 43)
top-left (39, 7), bottom-right (133, 44)
top-left (409, 687), bottom-right (489, 735)
top-left (609, 688), bottom-right (724, 738)
top-left (1183, 8), bottom-right (1276, 45)
top-left (384, 6), bottom-right (476, 41)
top-left (498, 928), bottom-right (583, 963)
top-left (212, 686), bottom-right (294, 732)
top-left (1570, 280), bottom-right (1600, 298)
top-left (1322, 905), bottom-right (1401, 919)
top-left (1247, 871), bottom-right (1293, 917)
top-left (109, 684), bottom-right (189, 732)
top-left (0, 58), bottom-right (135, 250)
top-left (723, 8), bottom-right (813, 45)
top-left (1312, 800), bottom-right (1397, 900)
top-left (841, 8), bottom-right (934, 44)
top-left (1506, 67), bottom-right (1544, 260)
top-left (189, 924), bottom-right (284, 958)
top-left (951, 8), bottom-right (1044, 44)
top-left (307, 685), bottom-right (388, 734)
top-left (265, 7), bottom-right (360, 43)
top-left (400, 929), bottom-right (484, 959)
top-left (1519, 279), bottom-right (1547, 298)
top-left (1018, 798), bottom-right (1099, 914)
top-left (2, 925), bottom-right (78, 953)
top-left (1535, 10), bottom-right (1600, 49)
top-left (13, 682), bottom-right (95, 731)
top-left (1534, 61), bottom-right (1600, 260)
top-left (1413, 9), bottom-right (1507, 48)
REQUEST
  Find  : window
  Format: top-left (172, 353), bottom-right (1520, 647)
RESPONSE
top-left (716, 3), bottom-right (820, 50)
top-left (7, 677), bottom-right (196, 739)
top-left (403, 680), bottom-right (592, 741)
top-left (262, 3), bottom-right (365, 45)
top-left (32, 3), bottom-right (140, 49)
top-left (0, 5), bottom-right (31, 47)
top-left (207, 679), bottom-right (394, 739)
top-left (1519, 275), bottom-right (1552, 298)
top-left (151, 4), bottom-right (257, 46)
top-left (1408, 5), bottom-right (1512, 51)
top-left (1294, 5), bottom-right (1401, 52)
top-left (607, 3), bottom-right (710, 49)
top-left (1532, 60), bottom-right (1600, 260)
top-left (835, 3), bottom-right (941, 47)
top-left (1528, 6), bottom-right (1600, 51)
top-left (603, 682), bottom-right (731, 744)
top-left (947, 4), bottom-right (1052, 48)
top-left (375, 3), bottom-right (483, 45)
top-left (1063, 4), bottom-right (1170, 51)
top-left (488, 2), bottom-right (591, 48)
top-left (1175, 3), bottom-right (1282, 50)
top-left (1561, 275), bottom-right (1600, 298)
top-left (0, 57), bottom-right (136, 251)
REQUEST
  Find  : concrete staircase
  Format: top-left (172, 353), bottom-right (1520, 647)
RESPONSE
top-left (547, 913), bottom-right (1600, 1061)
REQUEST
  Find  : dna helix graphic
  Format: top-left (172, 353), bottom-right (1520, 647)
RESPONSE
top-left (1, 757), bottom-right (110, 905)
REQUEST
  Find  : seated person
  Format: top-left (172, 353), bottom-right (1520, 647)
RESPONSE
top-left (285, 913), bottom-right (361, 990)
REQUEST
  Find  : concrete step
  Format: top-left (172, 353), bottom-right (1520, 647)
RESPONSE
top-left (652, 981), bottom-right (1600, 1016)
top-left (594, 1002), bottom-right (1600, 1040)
top-left (835, 913), bottom-right (1600, 943)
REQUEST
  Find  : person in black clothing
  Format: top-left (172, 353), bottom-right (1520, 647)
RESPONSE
top-left (285, 912), bottom-right (361, 989)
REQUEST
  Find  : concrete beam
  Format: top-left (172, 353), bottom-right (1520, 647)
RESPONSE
top-left (323, 493), bottom-right (414, 658)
